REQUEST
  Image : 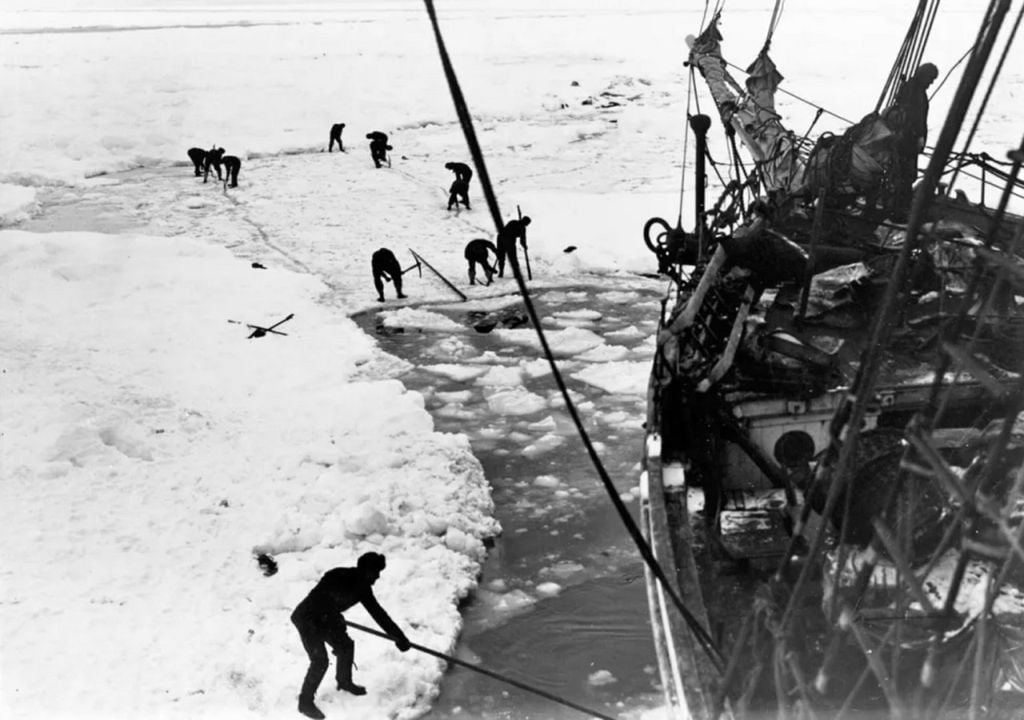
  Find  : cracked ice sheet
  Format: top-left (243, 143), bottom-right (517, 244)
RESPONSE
top-left (572, 360), bottom-right (650, 396)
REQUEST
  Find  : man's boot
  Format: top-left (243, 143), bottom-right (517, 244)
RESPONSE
top-left (334, 636), bottom-right (367, 695)
top-left (297, 697), bottom-right (326, 719)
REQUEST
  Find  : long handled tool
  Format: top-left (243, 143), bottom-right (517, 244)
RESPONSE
top-left (346, 620), bottom-right (617, 720)
top-left (409, 248), bottom-right (467, 301)
top-left (518, 204), bottom-right (532, 281)
top-left (246, 313), bottom-right (294, 339)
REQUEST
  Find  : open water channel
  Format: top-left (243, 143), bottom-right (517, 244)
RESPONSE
top-left (353, 279), bottom-right (668, 720)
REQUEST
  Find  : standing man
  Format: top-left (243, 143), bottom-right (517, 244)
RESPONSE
top-left (496, 215), bottom-right (531, 278)
top-left (366, 131), bottom-right (392, 168)
top-left (371, 247), bottom-right (407, 302)
top-left (328, 123), bottom-right (346, 153)
top-left (291, 552), bottom-right (411, 719)
top-left (464, 238), bottom-right (498, 285)
top-left (882, 62), bottom-right (938, 219)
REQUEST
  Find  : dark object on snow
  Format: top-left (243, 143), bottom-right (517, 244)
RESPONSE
top-left (187, 147), bottom-right (207, 176)
top-left (366, 131), bottom-right (392, 168)
top-left (464, 238), bottom-right (497, 285)
top-left (372, 248), bottom-right (406, 302)
top-left (329, 123), bottom-right (346, 152)
top-left (247, 313), bottom-right (293, 339)
top-left (203, 147), bottom-right (225, 183)
top-left (251, 262), bottom-right (266, 269)
top-left (291, 552), bottom-right (411, 719)
top-left (221, 155), bottom-right (241, 189)
top-left (256, 553), bottom-right (278, 577)
top-left (564, 245), bottom-right (578, 253)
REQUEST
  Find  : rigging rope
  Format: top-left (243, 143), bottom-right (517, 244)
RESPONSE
top-left (345, 621), bottom-right (619, 720)
top-left (421, 0), bottom-right (725, 673)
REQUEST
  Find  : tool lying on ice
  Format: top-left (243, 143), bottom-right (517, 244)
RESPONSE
top-left (245, 313), bottom-right (294, 339)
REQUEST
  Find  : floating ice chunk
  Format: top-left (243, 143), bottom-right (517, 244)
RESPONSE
top-left (522, 358), bottom-right (553, 378)
top-left (555, 309), bottom-right (603, 321)
top-left (421, 363), bottom-right (490, 382)
top-left (606, 325), bottom-right (645, 340)
top-left (572, 361), bottom-right (649, 395)
top-left (494, 326), bottom-right (604, 358)
top-left (527, 415), bottom-right (557, 430)
top-left (429, 336), bottom-right (478, 360)
top-left (533, 474), bottom-right (561, 488)
top-left (540, 561), bottom-right (585, 579)
top-left (486, 578), bottom-right (509, 592)
top-left (588, 669), bottom-right (617, 686)
top-left (435, 390), bottom-right (473, 403)
top-left (379, 307), bottom-right (463, 331)
top-left (476, 365), bottom-right (523, 387)
top-left (523, 433), bottom-right (565, 457)
top-left (577, 344), bottom-right (630, 362)
top-left (485, 386), bottom-right (547, 415)
top-left (535, 582), bottom-right (562, 597)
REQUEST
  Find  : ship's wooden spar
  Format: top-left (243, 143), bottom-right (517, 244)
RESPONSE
top-left (686, 16), bottom-right (805, 196)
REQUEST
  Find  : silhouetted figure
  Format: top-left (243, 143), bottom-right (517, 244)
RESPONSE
top-left (366, 131), bottom-right (392, 168)
top-left (291, 552), bottom-right (411, 719)
top-left (464, 238), bottom-right (498, 285)
top-left (328, 123), bottom-right (345, 152)
top-left (448, 179), bottom-right (470, 211)
top-left (371, 247), bottom-right (407, 302)
top-left (222, 155), bottom-right (241, 188)
top-left (496, 216), bottom-right (531, 278)
top-left (882, 63), bottom-right (938, 219)
top-left (187, 147), bottom-right (207, 177)
top-left (445, 161), bottom-right (473, 185)
top-left (203, 147), bottom-right (225, 183)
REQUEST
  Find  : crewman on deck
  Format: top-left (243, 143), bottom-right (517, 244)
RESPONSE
top-left (371, 247), bottom-right (407, 302)
top-left (464, 238), bottom-right (497, 285)
top-left (448, 178), bottom-right (471, 211)
top-left (291, 552), bottom-right (411, 719)
top-left (496, 216), bottom-right (531, 278)
top-left (882, 62), bottom-right (938, 219)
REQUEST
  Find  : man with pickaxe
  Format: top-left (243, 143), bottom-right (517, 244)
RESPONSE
top-left (463, 238), bottom-right (498, 286)
top-left (496, 209), bottom-right (531, 280)
top-left (371, 248), bottom-right (419, 302)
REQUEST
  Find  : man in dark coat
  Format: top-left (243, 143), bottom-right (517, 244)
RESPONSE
top-left (203, 146), bottom-right (225, 184)
top-left (187, 147), bottom-right (207, 176)
top-left (371, 247), bottom-right (407, 302)
top-left (447, 178), bottom-right (470, 211)
top-left (464, 238), bottom-right (497, 285)
top-left (291, 552), bottom-right (411, 719)
top-left (882, 63), bottom-right (938, 218)
top-left (444, 161), bottom-right (473, 185)
top-left (366, 131), bottom-right (392, 168)
top-left (496, 216), bottom-right (531, 278)
top-left (221, 155), bottom-right (241, 188)
top-left (328, 123), bottom-right (346, 152)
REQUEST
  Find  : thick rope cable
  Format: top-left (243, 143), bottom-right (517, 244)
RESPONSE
top-left (346, 621), bottom-right (618, 720)
top-left (421, 0), bottom-right (725, 673)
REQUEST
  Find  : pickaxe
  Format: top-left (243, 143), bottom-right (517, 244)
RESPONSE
top-left (246, 313), bottom-right (294, 339)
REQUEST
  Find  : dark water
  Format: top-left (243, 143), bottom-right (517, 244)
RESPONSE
top-left (354, 280), bottom-right (668, 719)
